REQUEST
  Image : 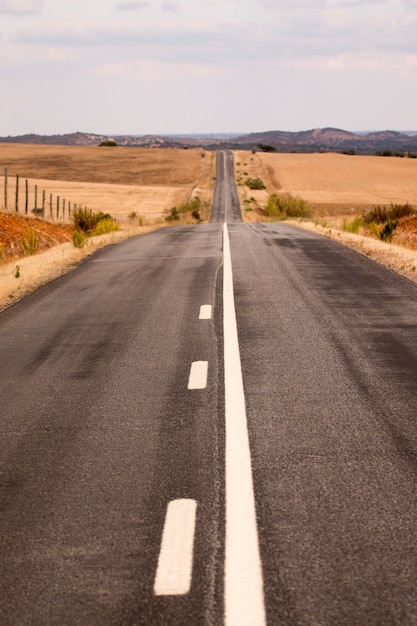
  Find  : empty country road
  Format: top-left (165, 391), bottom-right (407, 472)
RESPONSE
top-left (1, 151), bottom-right (417, 625)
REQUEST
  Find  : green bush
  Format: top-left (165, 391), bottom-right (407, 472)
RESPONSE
top-left (166, 197), bottom-right (203, 222)
top-left (165, 206), bottom-right (180, 221)
top-left (264, 193), bottom-right (312, 219)
top-left (379, 220), bottom-right (397, 242)
top-left (179, 197), bottom-right (202, 213)
top-left (92, 218), bottom-right (120, 236)
top-left (342, 217), bottom-right (364, 234)
top-left (72, 207), bottom-right (113, 233)
top-left (245, 177), bottom-right (266, 190)
top-left (363, 203), bottom-right (415, 225)
top-left (72, 230), bottom-right (86, 248)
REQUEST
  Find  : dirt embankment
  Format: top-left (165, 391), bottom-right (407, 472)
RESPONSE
top-left (0, 213), bottom-right (72, 262)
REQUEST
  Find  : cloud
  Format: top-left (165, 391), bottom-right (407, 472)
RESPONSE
top-left (161, 1), bottom-right (180, 10)
top-left (116, 0), bottom-right (149, 9)
top-left (0, 0), bottom-right (43, 14)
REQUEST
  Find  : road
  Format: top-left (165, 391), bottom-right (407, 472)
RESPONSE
top-left (1, 151), bottom-right (417, 625)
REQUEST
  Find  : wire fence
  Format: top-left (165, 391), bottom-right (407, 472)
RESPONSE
top-left (1, 168), bottom-right (79, 223)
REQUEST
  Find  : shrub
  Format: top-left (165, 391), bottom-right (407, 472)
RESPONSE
top-left (342, 217), bottom-right (364, 234)
top-left (165, 197), bottom-right (206, 222)
top-left (257, 144), bottom-right (277, 153)
top-left (379, 220), bottom-right (397, 242)
top-left (245, 177), bottom-right (266, 190)
top-left (165, 207), bottom-right (180, 221)
top-left (20, 228), bottom-right (40, 255)
top-left (72, 207), bottom-right (113, 233)
top-left (264, 193), bottom-right (312, 219)
top-left (180, 197), bottom-right (202, 213)
top-left (363, 203), bottom-right (416, 225)
top-left (72, 230), bottom-right (86, 248)
top-left (99, 140), bottom-right (117, 147)
top-left (92, 218), bottom-right (119, 236)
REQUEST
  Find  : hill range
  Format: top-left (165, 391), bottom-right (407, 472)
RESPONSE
top-left (1, 127), bottom-right (417, 155)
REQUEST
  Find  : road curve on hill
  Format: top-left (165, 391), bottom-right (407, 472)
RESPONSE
top-left (0, 151), bottom-right (417, 625)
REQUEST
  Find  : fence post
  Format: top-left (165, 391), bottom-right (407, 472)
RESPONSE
top-left (42, 190), bottom-right (45, 216)
top-left (49, 194), bottom-right (53, 220)
top-left (25, 179), bottom-right (29, 214)
top-left (15, 174), bottom-right (19, 213)
top-left (4, 169), bottom-right (7, 210)
top-left (34, 185), bottom-right (38, 213)
top-left (56, 196), bottom-right (60, 220)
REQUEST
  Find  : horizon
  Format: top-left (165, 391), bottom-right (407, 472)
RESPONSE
top-left (2, 127), bottom-right (417, 139)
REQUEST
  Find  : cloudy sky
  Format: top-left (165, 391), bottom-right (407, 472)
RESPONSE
top-left (0, 0), bottom-right (416, 135)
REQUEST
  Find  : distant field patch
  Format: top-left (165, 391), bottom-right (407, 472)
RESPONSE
top-left (0, 144), bottom-right (216, 224)
top-left (255, 152), bottom-right (417, 209)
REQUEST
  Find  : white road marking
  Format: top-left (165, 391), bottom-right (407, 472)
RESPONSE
top-left (187, 361), bottom-right (208, 389)
top-left (223, 223), bottom-right (266, 626)
top-left (199, 304), bottom-right (212, 320)
top-left (154, 499), bottom-right (198, 596)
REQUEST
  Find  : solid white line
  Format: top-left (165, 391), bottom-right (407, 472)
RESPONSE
top-left (223, 223), bottom-right (266, 626)
top-left (187, 361), bottom-right (208, 389)
top-left (199, 304), bottom-right (212, 320)
top-left (154, 499), bottom-right (198, 596)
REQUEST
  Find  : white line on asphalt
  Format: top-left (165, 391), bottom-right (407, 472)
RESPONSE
top-left (187, 361), bottom-right (208, 390)
top-left (223, 223), bottom-right (266, 626)
top-left (199, 304), bottom-right (212, 320)
top-left (154, 499), bottom-right (198, 596)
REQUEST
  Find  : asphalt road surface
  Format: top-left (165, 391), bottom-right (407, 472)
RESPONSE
top-left (1, 152), bottom-right (417, 625)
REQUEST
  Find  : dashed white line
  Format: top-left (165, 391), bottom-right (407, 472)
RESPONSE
top-left (223, 223), bottom-right (266, 626)
top-left (199, 304), bottom-right (212, 320)
top-left (187, 361), bottom-right (208, 390)
top-left (154, 499), bottom-right (198, 596)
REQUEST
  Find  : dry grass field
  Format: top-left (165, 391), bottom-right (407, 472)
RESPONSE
top-left (234, 150), bottom-right (417, 217)
top-left (0, 143), bottom-right (216, 223)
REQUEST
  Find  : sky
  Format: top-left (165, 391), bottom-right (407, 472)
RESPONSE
top-left (0, 0), bottom-right (416, 135)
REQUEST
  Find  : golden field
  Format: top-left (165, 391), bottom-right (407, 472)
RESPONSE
top-left (0, 143), bottom-right (216, 223)
top-left (234, 150), bottom-right (417, 217)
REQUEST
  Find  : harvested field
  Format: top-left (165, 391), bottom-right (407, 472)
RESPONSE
top-left (0, 144), bottom-right (216, 223)
top-left (255, 152), bottom-right (417, 210)
top-left (234, 150), bottom-right (417, 216)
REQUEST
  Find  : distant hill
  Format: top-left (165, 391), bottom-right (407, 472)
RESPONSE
top-left (230, 128), bottom-right (417, 154)
top-left (1, 127), bottom-right (417, 154)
